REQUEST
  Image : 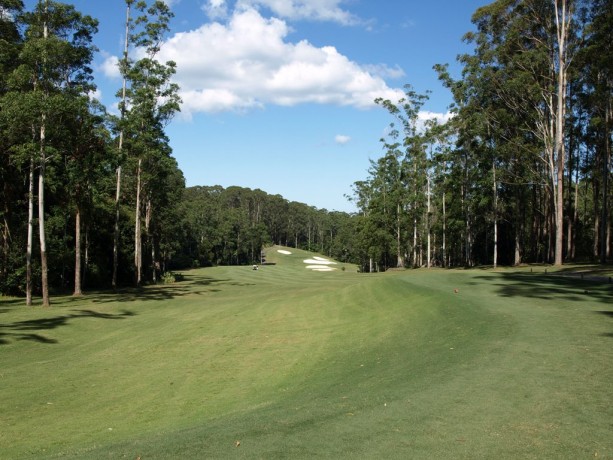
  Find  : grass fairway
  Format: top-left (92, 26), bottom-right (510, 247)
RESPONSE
top-left (1, 246), bottom-right (612, 459)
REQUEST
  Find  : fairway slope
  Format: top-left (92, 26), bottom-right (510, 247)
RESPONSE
top-left (1, 256), bottom-right (611, 459)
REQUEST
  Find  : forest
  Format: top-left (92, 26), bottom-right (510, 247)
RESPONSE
top-left (0, 0), bottom-right (611, 302)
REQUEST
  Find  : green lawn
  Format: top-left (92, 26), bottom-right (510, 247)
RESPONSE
top-left (1, 246), bottom-right (612, 459)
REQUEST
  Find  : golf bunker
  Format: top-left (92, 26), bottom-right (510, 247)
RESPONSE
top-left (303, 256), bottom-right (337, 271)
top-left (276, 249), bottom-right (338, 271)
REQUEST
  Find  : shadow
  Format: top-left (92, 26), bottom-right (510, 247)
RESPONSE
top-left (0, 309), bottom-right (134, 346)
top-left (88, 274), bottom-right (255, 304)
top-left (471, 271), bottom-right (613, 305)
top-left (0, 298), bottom-right (26, 312)
top-left (18, 333), bottom-right (58, 344)
top-left (181, 275), bottom-right (256, 289)
top-left (1, 268), bottom-right (259, 344)
top-left (596, 311), bottom-right (613, 338)
top-left (554, 264), bottom-right (613, 279)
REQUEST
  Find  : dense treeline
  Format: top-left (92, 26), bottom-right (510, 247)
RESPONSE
top-left (351, 0), bottom-right (612, 271)
top-left (0, 0), bottom-right (183, 301)
top-left (176, 185), bottom-right (357, 268)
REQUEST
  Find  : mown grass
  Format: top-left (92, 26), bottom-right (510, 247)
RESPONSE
top-left (1, 247), bottom-right (612, 459)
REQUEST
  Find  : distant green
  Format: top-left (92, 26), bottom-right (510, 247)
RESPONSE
top-left (1, 246), bottom-right (612, 459)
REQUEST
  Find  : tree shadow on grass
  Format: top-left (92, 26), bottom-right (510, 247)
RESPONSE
top-left (88, 274), bottom-right (255, 304)
top-left (0, 309), bottom-right (134, 346)
top-left (471, 271), bottom-right (613, 305)
top-left (0, 270), bottom-right (257, 345)
top-left (596, 311), bottom-right (613, 338)
top-left (2, 270), bottom-right (258, 308)
top-left (0, 297), bottom-right (26, 313)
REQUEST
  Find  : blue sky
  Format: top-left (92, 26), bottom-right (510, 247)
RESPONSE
top-left (27, 0), bottom-right (488, 212)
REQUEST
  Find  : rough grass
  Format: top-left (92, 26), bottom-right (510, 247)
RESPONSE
top-left (1, 247), bottom-right (612, 459)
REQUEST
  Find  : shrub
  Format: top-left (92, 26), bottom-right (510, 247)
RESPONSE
top-left (161, 271), bottom-right (183, 284)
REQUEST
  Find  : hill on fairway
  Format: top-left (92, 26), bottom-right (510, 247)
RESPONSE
top-left (1, 246), bottom-right (612, 459)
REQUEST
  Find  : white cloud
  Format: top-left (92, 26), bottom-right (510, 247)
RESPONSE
top-left (156, 8), bottom-right (404, 116)
top-left (335, 134), bottom-right (351, 145)
top-left (89, 88), bottom-right (102, 101)
top-left (379, 111), bottom-right (454, 138)
top-left (100, 53), bottom-right (120, 79)
top-left (418, 110), bottom-right (454, 126)
top-left (235, 0), bottom-right (360, 25)
top-left (203, 0), bottom-right (229, 19)
top-left (363, 64), bottom-right (406, 80)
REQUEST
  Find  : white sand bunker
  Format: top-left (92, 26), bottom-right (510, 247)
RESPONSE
top-left (306, 265), bottom-right (337, 271)
top-left (303, 257), bottom-right (338, 271)
top-left (277, 249), bottom-right (292, 255)
top-left (303, 258), bottom-right (337, 265)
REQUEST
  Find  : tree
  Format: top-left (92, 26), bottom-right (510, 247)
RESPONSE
top-left (354, 86), bottom-right (430, 270)
top-left (578, 0), bottom-right (612, 261)
top-left (117, 0), bottom-right (180, 285)
top-left (112, 0), bottom-right (132, 289)
top-left (62, 98), bottom-right (108, 296)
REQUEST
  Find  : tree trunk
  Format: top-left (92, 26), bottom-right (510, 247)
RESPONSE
top-left (493, 161), bottom-right (498, 269)
top-left (112, 2), bottom-right (131, 289)
top-left (427, 175), bottom-right (431, 268)
top-left (38, 152), bottom-right (49, 307)
top-left (1, 182), bottom-right (9, 284)
top-left (84, 225), bottom-right (89, 288)
top-left (73, 205), bottom-right (82, 296)
top-left (514, 229), bottom-right (521, 266)
top-left (412, 215), bottom-right (417, 267)
top-left (396, 203), bottom-right (403, 268)
top-left (593, 176), bottom-right (601, 259)
top-left (146, 198), bottom-right (157, 283)
top-left (26, 157), bottom-right (34, 306)
top-left (600, 99), bottom-right (611, 262)
top-left (135, 158), bottom-right (142, 286)
top-left (514, 196), bottom-right (523, 266)
top-left (112, 165), bottom-right (121, 289)
top-left (593, 215), bottom-right (600, 258)
top-left (571, 170), bottom-right (578, 260)
top-left (442, 187), bottom-right (446, 268)
top-left (553, 0), bottom-right (570, 266)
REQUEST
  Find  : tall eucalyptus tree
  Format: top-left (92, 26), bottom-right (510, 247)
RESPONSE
top-left (112, 0), bottom-right (132, 289)
top-left (579, 0), bottom-right (612, 262)
top-left (116, 0), bottom-right (180, 285)
top-left (452, 0), bottom-right (582, 265)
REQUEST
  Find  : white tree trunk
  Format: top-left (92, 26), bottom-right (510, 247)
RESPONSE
top-left (554, 0), bottom-right (571, 266)
top-left (38, 137), bottom-right (49, 307)
top-left (135, 158), bottom-right (142, 286)
top-left (112, 3), bottom-right (131, 288)
top-left (73, 206), bottom-right (82, 296)
top-left (427, 175), bottom-right (431, 268)
top-left (493, 161), bottom-right (498, 269)
top-left (26, 157), bottom-right (34, 306)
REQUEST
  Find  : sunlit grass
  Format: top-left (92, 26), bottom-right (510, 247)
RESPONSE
top-left (1, 247), bottom-right (612, 459)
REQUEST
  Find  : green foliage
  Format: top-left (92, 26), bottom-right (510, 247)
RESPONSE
top-left (177, 185), bottom-right (358, 267)
top-left (161, 270), bottom-right (182, 284)
top-left (0, 0), bottom-right (186, 296)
